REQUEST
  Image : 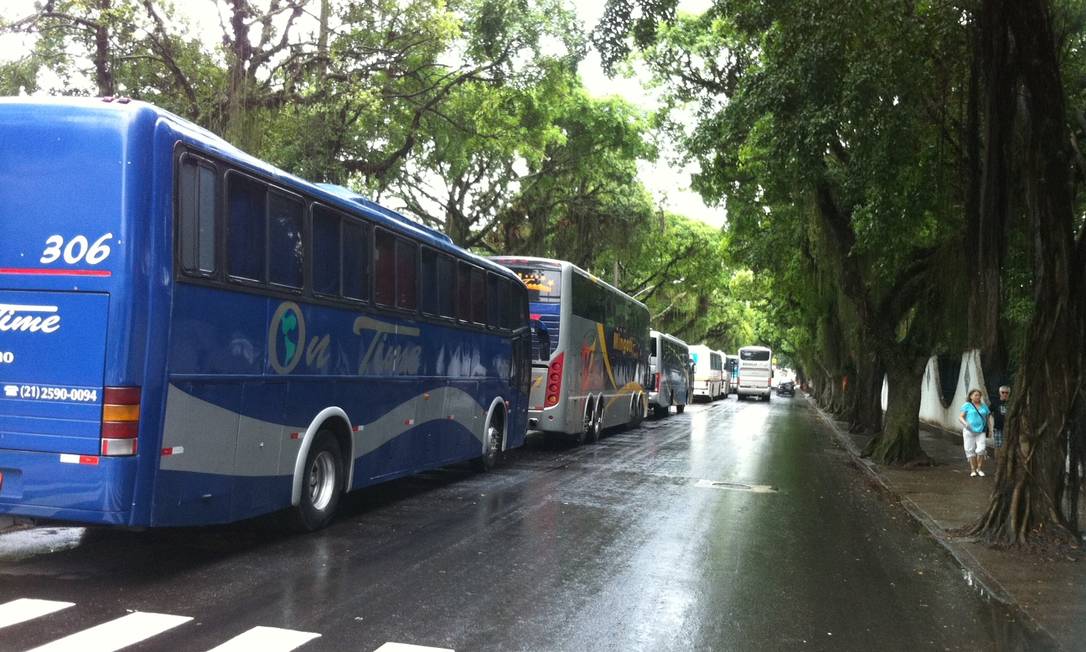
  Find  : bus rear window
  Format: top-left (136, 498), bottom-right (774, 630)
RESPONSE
top-left (741, 349), bottom-right (771, 361)
top-left (508, 267), bottom-right (561, 303)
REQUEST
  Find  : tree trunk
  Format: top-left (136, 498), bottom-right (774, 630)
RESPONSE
top-left (968, 0), bottom-right (1013, 357)
top-left (849, 349), bottom-right (884, 435)
top-left (863, 353), bottom-right (931, 465)
top-left (970, 0), bottom-right (1082, 546)
top-left (93, 0), bottom-right (113, 96)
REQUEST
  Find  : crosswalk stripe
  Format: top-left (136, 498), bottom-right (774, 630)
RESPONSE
top-left (372, 644), bottom-right (454, 652)
top-left (0, 599), bottom-right (74, 629)
top-left (206, 625), bottom-right (321, 652)
top-left (27, 611), bottom-right (192, 652)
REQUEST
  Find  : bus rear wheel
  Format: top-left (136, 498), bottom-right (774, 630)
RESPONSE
top-left (629, 394), bottom-right (644, 428)
top-left (586, 399), bottom-right (603, 443)
top-left (286, 430), bottom-right (343, 532)
top-left (472, 411), bottom-right (504, 472)
top-left (676, 403), bottom-right (685, 414)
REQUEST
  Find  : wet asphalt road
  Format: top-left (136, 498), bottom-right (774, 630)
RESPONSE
top-left (0, 397), bottom-right (1050, 651)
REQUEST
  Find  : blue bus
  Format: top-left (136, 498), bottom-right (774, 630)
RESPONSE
top-left (0, 97), bottom-right (531, 530)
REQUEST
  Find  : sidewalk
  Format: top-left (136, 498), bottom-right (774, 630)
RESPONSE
top-left (812, 400), bottom-right (1086, 651)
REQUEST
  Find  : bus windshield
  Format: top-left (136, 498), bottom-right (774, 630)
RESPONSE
top-left (741, 349), bottom-right (770, 362)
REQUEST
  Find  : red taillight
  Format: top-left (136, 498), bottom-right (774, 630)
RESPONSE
top-left (101, 386), bottom-right (141, 456)
top-left (545, 353), bottom-right (564, 408)
top-left (654, 372), bottom-right (662, 391)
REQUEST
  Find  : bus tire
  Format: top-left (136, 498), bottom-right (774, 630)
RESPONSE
top-left (576, 399), bottom-right (594, 445)
top-left (676, 403), bottom-right (685, 414)
top-left (629, 394), bottom-right (644, 428)
top-left (286, 430), bottom-right (343, 532)
top-left (472, 409), bottom-right (504, 472)
top-left (586, 398), bottom-right (603, 443)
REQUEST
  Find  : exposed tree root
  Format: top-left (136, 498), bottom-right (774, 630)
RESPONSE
top-left (969, 470), bottom-right (1081, 549)
top-left (862, 430), bottom-right (931, 467)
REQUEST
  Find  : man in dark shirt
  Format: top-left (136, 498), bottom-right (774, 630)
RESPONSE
top-left (993, 385), bottom-right (1010, 451)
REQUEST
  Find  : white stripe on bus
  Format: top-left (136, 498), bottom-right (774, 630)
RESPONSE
top-left (0, 303), bottom-right (58, 313)
top-left (0, 598), bottom-right (73, 629)
top-left (206, 625), bottom-right (320, 652)
top-left (28, 611), bottom-right (192, 652)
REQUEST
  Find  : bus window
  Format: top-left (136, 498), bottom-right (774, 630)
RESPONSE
top-left (395, 238), bottom-right (417, 311)
top-left (512, 267), bottom-right (561, 303)
top-left (342, 220), bottom-right (370, 301)
top-left (178, 156), bottom-right (217, 275)
top-left (374, 229), bottom-right (396, 306)
top-left (226, 172), bottom-right (267, 282)
top-left (500, 279), bottom-right (517, 329)
top-left (313, 207), bottom-right (340, 296)
top-left (421, 247), bottom-right (456, 318)
top-left (436, 254), bottom-right (455, 318)
top-left (487, 273), bottom-right (501, 328)
top-left (741, 348), bottom-right (771, 361)
top-left (268, 191), bottom-right (304, 289)
top-left (471, 266), bottom-right (486, 325)
top-left (420, 247), bottom-right (439, 315)
top-left (458, 261), bottom-right (472, 320)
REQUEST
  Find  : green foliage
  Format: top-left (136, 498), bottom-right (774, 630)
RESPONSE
top-left (598, 0), bottom-right (975, 385)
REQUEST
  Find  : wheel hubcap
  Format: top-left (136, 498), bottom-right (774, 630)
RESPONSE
top-left (308, 450), bottom-right (336, 511)
top-left (487, 426), bottom-right (500, 459)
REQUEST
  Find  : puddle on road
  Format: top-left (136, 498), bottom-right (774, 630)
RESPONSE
top-left (0, 527), bottom-right (85, 562)
top-left (694, 478), bottom-right (778, 493)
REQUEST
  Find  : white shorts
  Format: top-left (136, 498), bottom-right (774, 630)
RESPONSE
top-left (963, 429), bottom-right (986, 458)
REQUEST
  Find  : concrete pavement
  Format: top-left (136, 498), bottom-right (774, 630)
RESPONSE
top-left (814, 397), bottom-right (1086, 651)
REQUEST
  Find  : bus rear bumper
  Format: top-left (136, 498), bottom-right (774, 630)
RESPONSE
top-left (737, 386), bottom-right (772, 397)
top-left (0, 449), bottom-right (137, 526)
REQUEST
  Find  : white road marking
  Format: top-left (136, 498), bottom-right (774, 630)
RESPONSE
top-left (695, 478), bottom-right (778, 493)
top-left (28, 611), bottom-right (192, 652)
top-left (207, 625), bottom-right (320, 652)
top-left (373, 644), bottom-right (455, 652)
top-left (0, 599), bottom-right (73, 628)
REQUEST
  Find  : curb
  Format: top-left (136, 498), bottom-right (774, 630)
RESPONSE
top-left (805, 396), bottom-right (1061, 648)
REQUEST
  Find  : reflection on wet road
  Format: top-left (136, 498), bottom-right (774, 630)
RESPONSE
top-left (0, 398), bottom-right (1052, 651)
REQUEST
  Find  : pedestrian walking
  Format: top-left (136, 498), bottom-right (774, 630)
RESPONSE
top-left (959, 388), bottom-right (991, 477)
top-left (993, 385), bottom-right (1010, 453)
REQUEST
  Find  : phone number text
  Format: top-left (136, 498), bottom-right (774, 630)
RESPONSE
top-left (10, 385), bottom-right (99, 403)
